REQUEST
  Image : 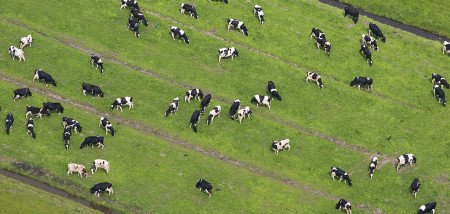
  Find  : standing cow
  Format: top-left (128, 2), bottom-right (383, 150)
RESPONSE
top-left (433, 85), bottom-right (446, 107)
top-left (7, 46), bottom-right (25, 62)
top-left (128, 17), bottom-right (140, 38)
top-left (99, 117), bottom-right (115, 136)
top-left (190, 110), bottom-right (201, 133)
top-left (63, 126), bottom-right (71, 150)
top-left (369, 23), bottom-right (386, 42)
top-left (368, 157), bottom-right (378, 178)
top-left (90, 55), bottom-right (104, 74)
top-left (20, 35), bottom-right (33, 49)
top-left (62, 117), bottom-right (82, 134)
top-left (33, 69), bottom-right (56, 87)
top-left (443, 41), bottom-right (450, 55)
top-left (5, 112), bottom-right (14, 135)
top-left (431, 73), bottom-right (449, 89)
top-left (82, 83), bottom-right (104, 98)
top-left (27, 117), bottom-right (36, 139)
top-left (185, 89), bottom-right (204, 103)
top-left (91, 159), bottom-right (110, 175)
top-left (306, 72), bottom-right (323, 89)
top-left (336, 199), bottom-right (352, 214)
top-left (200, 94), bottom-right (212, 115)
top-left (206, 105), bottom-right (221, 125)
top-left (361, 34), bottom-right (379, 51)
top-left (196, 179), bottom-right (213, 198)
top-left (13, 88), bottom-right (32, 102)
top-left (311, 28), bottom-right (326, 40)
top-left (165, 97), bottom-right (180, 117)
top-left (171, 26), bottom-right (190, 44)
top-left (316, 37), bottom-right (331, 56)
top-left (330, 167), bottom-right (352, 186)
top-left (229, 99), bottom-right (241, 120)
top-left (90, 182), bottom-right (113, 197)
top-left (251, 95), bottom-right (272, 111)
top-left (227, 19), bottom-right (248, 36)
top-left (180, 3), bottom-right (198, 20)
top-left (67, 163), bottom-right (88, 177)
top-left (350, 76), bottom-right (373, 91)
top-left (272, 139), bottom-right (290, 155)
top-left (120, 0), bottom-right (139, 10)
top-left (218, 47), bottom-right (239, 62)
top-left (111, 97), bottom-right (134, 112)
top-left (418, 202), bottom-right (436, 214)
top-left (360, 44), bottom-right (373, 66)
top-left (396, 154), bottom-right (416, 171)
top-left (344, 7), bottom-right (359, 24)
top-left (411, 178), bottom-right (420, 198)
top-left (237, 106), bottom-right (252, 124)
top-left (268, 81), bottom-right (282, 101)
top-left (253, 5), bottom-right (264, 26)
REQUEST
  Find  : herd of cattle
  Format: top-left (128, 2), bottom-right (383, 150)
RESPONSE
top-left (3, 0), bottom-right (447, 212)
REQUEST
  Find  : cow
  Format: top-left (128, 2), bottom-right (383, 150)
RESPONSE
top-left (196, 179), bottom-right (212, 198)
top-left (67, 163), bottom-right (88, 177)
top-left (43, 102), bottom-right (64, 115)
top-left (237, 106), bottom-right (252, 124)
top-left (7, 46), bottom-right (25, 62)
top-left (206, 105), bottom-right (221, 125)
top-left (63, 126), bottom-right (71, 150)
top-left (396, 154), bottom-right (416, 171)
top-left (227, 19), bottom-right (248, 36)
top-left (33, 69), bottom-right (56, 87)
top-left (268, 81), bottom-right (282, 101)
top-left (369, 157), bottom-right (378, 179)
top-left (200, 94), bottom-right (212, 115)
top-left (336, 199), bottom-right (352, 214)
top-left (431, 73), bottom-right (449, 89)
top-left (189, 110), bottom-right (200, 133)
top-left (359, 45), bottom-right (373, 66)
top-left (433, 85), bottom-right (446, 107)
top-left (208, 0), bottom-right (227, 4)
top-left (411, 178), bottom-right (420, 199)
top-left (91, 159), bottom-right (110, 175)
top-left (218, 47), bottom-right (239, 62)
top-left (251, 95), bottom-right (272, 111)
top-left (330, 167), bottom-right (352, 186)
top-left (27, 118), bottom-right (36, 139)
top-left (170, 26), bottom-right (189, 44)
top-left (181, 3), bottom-right (198, 20)
top-left (130, 8), bottom-right (148, 26)
top-left (82, 83), bottom-right (104, 98)
top-left (99, 117), bottom-right (115, 136)
top-left (7, 46), bottom-right (18, 59)
top-left (272, 139), bottom-right (290, 155)
top-left (418, 202), bottom-right (436, 214)
top-left (344, 7), bottom-right (359, 24)
top-left (62, 117), bottom-right (82, 134)
top-left (443, 41), bottom-right (450, 55)
top-left (90, 182), bottom-right (113, 197)
top-left (20, 35), bottom-right (33, 49)
top-left (80, 136), bottom-right (105, 149)
top-left (361, 34), bottom-right (379, 51)
top-left (128, 17), bottom-right (140, 38)
top-left (310, 28), bottom-right (326, 40)
top-left (229, 100), bottom-right (241, 120)
top-left (5, 112), bottom-right (13, 135)
top-left (306, 72), bottom-right (323, 89)
top-left (350, 76), bottom-right (373, 91)
top-left (90, 55), bottom-right (104, 74)
top-left (185, 89), bottom-right (204, 103)
top-left (316, 37), bottom-right (331, 56)
top-left (120, 0), bottom-right (139, 10)
top-left (13, 88), bottom-right (32, 102)
top-left (110, 97), bottom-right (134, 112)
top-left (25, 106), bottom-right (49, 119)
top-left (253, 5), bottom-right (264, 26)
top-left (165, 97), bottom-right (180, 117)
top-left (369, 23), bottom-right (386, 42)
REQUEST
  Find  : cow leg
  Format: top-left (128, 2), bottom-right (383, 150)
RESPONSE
top-left (180, 9), bottom-right (184, 15)
top-left (205, 189), bottom-right (211, 198)
top-left (316, 43), bottom-right (320, 50)
top-left (357, 85), bottom-right (361, 90)
top-left (218, 56), bottom-right (221, 62)
top-left (339, 178), bottom-right (342, 183)
top-left (227, 24), bottom-right (230, 31)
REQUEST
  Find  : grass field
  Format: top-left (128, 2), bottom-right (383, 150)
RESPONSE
top-left (0, 0), bottom-right (449, 213)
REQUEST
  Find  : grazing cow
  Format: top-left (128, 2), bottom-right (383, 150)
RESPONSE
top-left (316, 37), bottom-right (331, 56)
top-left (306, 72), bottom-right (323, 89)
top-left (251, 95), bottom-right (272, 111)
top-left (99, 117), bottom-right (115, 136)
top-left (63, 126), bottom-right (71, 150)
top-left (418, 202), bottom-right (436, 214)
top-left (13, 88), bottom-right (32, 102)
top-left (237, 106), bottom-right (252, 124)
top-left (369, 23), bottom-right (386, 42)
top-left (25, 106), bottom-right (49, 119)
top-left (7, 46), bottom-right (17, 59)
top-left (5, 112), bottom-right (14, 135)
top-left (253, 5), bottom-right (264, 26)
top-left (200, 94), bottom-right (212, 115)
top-left (411, 178), bottom-right (420, 199)
top-left (344, 7), bottom-right (359, 24)
top-left (208, 0), bottom-right (227, 4)
top-left (120, 0), bottom-right (139, 10)
top-left (170, 26), bottom-right (190, 44)
top-left (80, 136), bottom-right (105, 149)
top-left (91, 159), bottom-right (110, 175)
top-left (82, 83), bottom-right (104, 98)
top-left (62, 117), bottom-right (82, 134)
top-left (110, 97), bottom-right (134, 112)
top-left (67, 163), bottom-right (88, 177)
top-left (20, 35), bottom-right (33, 49)
top-left (310, 28), bottom-right (326, 40)
top-left (268, 81), bottom-right (282, 101)
top-left (272, 139), bottom-right (290, 155)
top-left (443, 41), bottom-right (450, 55)
top-left (361, 34), bottom-right (379, 51)
top-left (368, 157), bottom-right (378, 178)
top-left (330, 167), bottom-right (352, 186)
top-left (7, 46), bottom-right (25, 62)
top-left (350, 76), bottom-right (373, 91)
top-left (196, 179), bottom-right (212, 198)
top-left (27, 118), bottom-right (36, 139)
top-left (431, 73), bottom-right (449, 89)
top-left (229, 99), bottom-right (241, 120)
top-left (206, 105), bottom-right (221, 125)
top-left (90, 182), bottom-right (113, 197)
top-left (43, 102), bottom-right (64, 115)
top-left (218, 47), bottom-right (239, 62)
top-left (189, 110), bottom-right (201, 133)
top-left (359, 45), bottom-right (373, 66)
top-left (33, 69), bottom-right (56, 86)
top-left (181, 3), bottom-right (198, 20)
top-left (227, 19), bottom-right (248, 36)
top-left (165, 97), bottom-right (180, 117)
top-left (90, 56), bottom-right (104, 74)
top-left (185, 89), bottom-right (204, 103)
top-left (128, 17), bottom-right (140, 38)
top-left (433, 85), bottom-right (446, 107)
top-left (336, 199), bottom-right (352, 214)
top-left (130, 8), bottom-right (148, 26)
top-left (396, 154), bottom-right (416, 171)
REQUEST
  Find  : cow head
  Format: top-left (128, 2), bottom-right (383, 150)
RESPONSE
top-left (350, 77), bottom-right (358, 86)
top-left (65, 141), bottom-right (69, 150)
top-left (91, 163), bottom-right (96, 174)
top-left (198, 91), bottom-right (204, 100)
top-left (381, 36), bottom-right (386, 43)
top-left (325, 42), bottom-right (331, 56)
top-left (80, 142), bottom-right (87, 149)
top-left (241, 24), bottom-right (248, 36)
top-left (110, 101), bottom-right (117, 111)
top-left (412, 156), bottom-right (417, 163)
top-left (75, 123), bottom-right (83, 132)
top-left (233, 49), bottom-right (239, 58)
top-left (109, 126), bottom-right (115, 137)
top-left (196, 179), bottom-right (203, 188)
top-left (182, 34), bottom-right (190, 44)
top-left (50, 79), bottom-right (57, 87)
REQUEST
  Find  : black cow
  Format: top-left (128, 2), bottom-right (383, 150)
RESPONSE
top-left (80, 136), bottom-right (104, 149)
top-left (27, 117), bottom-right (36, 139)
top-left (196, 179), bottom-right (212, 198)
top-left (165, 97), bottom-right (180, 117)
top-left (26, 106), bottom-right (49, 119)
top-left (411, 178), bottom-right (420, 198)
top-left (120, 0), bottom-right (139, 10)
top-left (90, 182), bottom-right (113, 197)
top-left (13, 88), bottom-right (32, 102)
top-left (330, 167), bottom-right (352, 186)
top-left (350, 76), bottom-right (373, 91)
top-left (344, 7), bottom-right (359, 24)
top-left (268, 81), bottom-right (282, 101)
top-left (33, 69), bottom-right (56, 87)
top-left (418, 202), bottom-right (436, 214)
top-left (99, 117), bottom-right (115, 137)
top-left (185, 89), bottom-right (204, 103)
top-left (310, 28), bottom-right (326, 40)
top-left (111, 97), bottom-right (134, 112)
top-left (43, 102), bottom-right (64, 115)
top-left (62, 117), bottom-right (82, 134)
top-left (208, 0), bottom-right (228, 4)
top-left (369, 23), bottom-right (386, 42)
top-left (5, 112), bottom-right (13, 135)
top-left (362, 34), bottom-right (378, 51)
top-left (90, 55), bottom-right (104, 74)
top-left (180, 3), bottom-right (198, 20)
top-left (316, 37), bottom-right (331, 56)
top-left (431, 73), bottom-right (449, 89)
top-left (171, 26), bottom-right (189, 44)
top-left (433, 85), bottom-right (446, 107)
top-left (359, 45), bottom-right (373, 66)
top-left (200, 94), bottom-right (212, 115)
top-left (82, 83), bottom-right (104, 98)
top-left (130, 8), bottom-right (148, 26)
top-left (336, 199), bottom-right (352, 214)
top-left (443, 41), bottom-right (450, 55)
top-left (229, 99), bottom-right (241, 120)
top-left (128, 17), bottom-right (140, 38)
top-left (253, 5), bottom-right (264, 26)
top-left (369, 157), bottom-right (378, 179)
top-left (189, 110), bottom-right (200, 133)
top-left (227, 19), bottom-right (248, 36)
top-left (63, 126), bottom-right (71, 150)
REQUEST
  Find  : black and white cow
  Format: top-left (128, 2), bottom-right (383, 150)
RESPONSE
top-left (253, 5), bottom-right (264, 26)
top-left (5, 112), bottom-right (14, 135)
top-left (43, 102), bottom-right (64, 115)
top-left (189, 110), bottom-right (201, 133)
top-left (80, 136), bottom-right (105, 149)
top-left (316, 37), bottom-right (331, 56)
top-left (361, 34), bottom-right (379, 51)
top-left (33, 69), bottom-right (56, 87)
top-left (171, 26), bottom-right (189, 44)
top-left (130, 8), bottom-right (148, 26)
top-left (359, 45), bottom-right (373, 67)
top-left (111, 97), bottom-right (134, 112)
top-left (27, 117), bottom-right (36, 139)
top-left (272, 139), bottom-right (290, 155)
top-left (433, 85), bottom-right (446, 107)
top-left (208, 0), bottom-right (227, 4)
top-left (13, 88), bottom-right (32, 102)
top-left (165, 97), bottom-right (180, 117)
top-left (90, 182), bottom-right (113, 197)
top-left (310, 28), bottom-right (326, 40)
top-left (369, 23), bottom-right (386, 42)
top-left (251, 95), bottom-right (272, 111)
top-left (7, 46), bottom-right (17, 59)
top-left (396, 154), bottom-right (417, 171)
top-left (268, 81), bottom-right (282, 101)
top-left (196, 179), bottom-right (212, 198)
top-left (7, 46), bottom-right (25, 62)
top-left (206, 105), bottom-right (221, 125)
top-left (90, 55), bottom-right (104, 74)
top-left (180, 3), bottom-right (198, 20)
top-left (306, 72), bottom-right (323, 89)
top-left (82, 83), bottom-right (104, 98)
top-left (237, 106), bottom-right (252, 124)
top-left (443, 41), bottom-right (450, 55)
top-left (431, 73), bottom-right (449, 89)
top-left (336, 199), bottom-right (352, 214)
top-left (200, 94), bottom-right (212, 115)
top-left (344, 7), bottom-right (359, 24)
top-left (185, 89), bottom-right (204, 103)
top-left (411, 178), bottom-right (420, 198)
top-left (350, 76), bottom-right (373, 91)
top-left (128, 17), bottom-right (140, 38)
top-left (229, 99), bottom-right (241, 120)
top-left (26, 106), bottom-right (49, 119)
top-left (91, 159), bottom-right (110, 175)
top-left (99, 117), bottom-right (115, 136)
top-left (227, 19), bottom-right (248, 36)
top-left (20, 35), bottom-right (33, 49)
top-left (62, 117), bottom-right (82, 134)
top-left (418, 202), bottom-right (436, 214)
top-left (218, 47), bottom-right (239, 62)
top-left (63, 126), bottom-right (71, 150)
top-left (120, 0), bottom-right (139, 10)
top-left (330, 167), bottom-right (352, 186)
top-left (369, 157), bottom-right (378, 179)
